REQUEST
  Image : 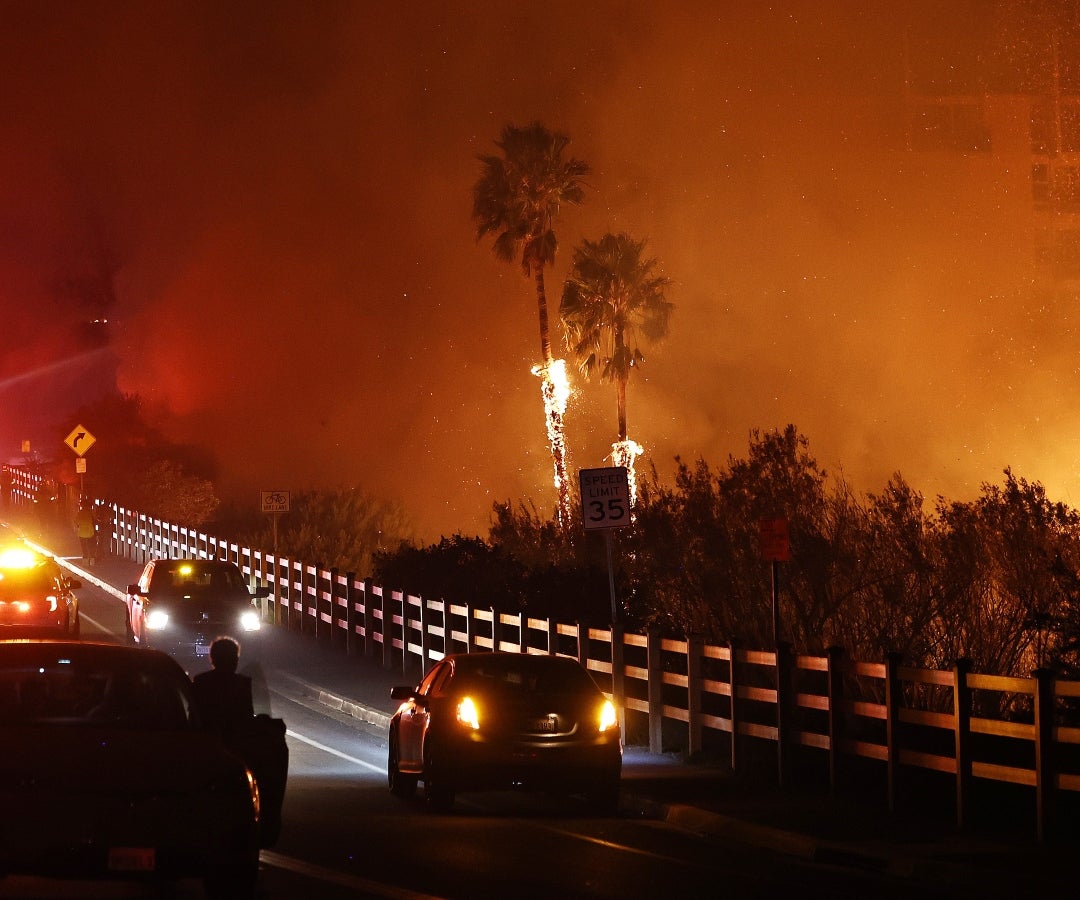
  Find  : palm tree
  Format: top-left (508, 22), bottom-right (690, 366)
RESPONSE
top-left (560, 232), bottom-right (673, 496)
top-left (472, 122), bottom-right (590, 527)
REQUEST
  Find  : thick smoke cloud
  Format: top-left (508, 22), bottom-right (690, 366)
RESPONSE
top-left (2, 2), bottom-right (1075, 541)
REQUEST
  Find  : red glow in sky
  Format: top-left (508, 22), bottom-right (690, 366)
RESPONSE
top-left (2, 2), bottom-right (1078, 542)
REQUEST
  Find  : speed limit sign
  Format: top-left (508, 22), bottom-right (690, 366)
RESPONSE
top-left (579, 467), bottom-right (631, 531)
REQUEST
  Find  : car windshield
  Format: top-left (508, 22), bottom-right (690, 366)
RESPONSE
top-left (153, 562), bottom-right (248, 598)
top-left (0, 661), bottom-right (193, 729)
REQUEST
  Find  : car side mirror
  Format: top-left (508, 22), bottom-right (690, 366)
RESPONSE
top-left (68, 579), bottom-right (82, 590)
top-left (390, 686), bottom-right (419, 702)
top-left (252, 586), bottom-right (271, 599)
top-left (127, 584), bottom-right (142, 596)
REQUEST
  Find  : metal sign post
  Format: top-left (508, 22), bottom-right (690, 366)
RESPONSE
top-left (261, 491), bottom-right (291, 624)
top-left (759, 516), bottom-right (792, 788)
top-left (579, 466), bottom-right (631, 621)
top-left (758, 517), bottom-right (791, 646)
top-left (579, 466), bottom-right (632, 744)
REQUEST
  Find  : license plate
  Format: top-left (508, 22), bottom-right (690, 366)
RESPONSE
top-left (194, 642), bottom-right (211, 657)
top-left (109, 847), bottom-right (155, 872)
top-left (532, 717), bottom-right (557, 734)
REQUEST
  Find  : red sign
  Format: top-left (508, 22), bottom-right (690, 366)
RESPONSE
top-left (759, 518), bottom-right (791, 562)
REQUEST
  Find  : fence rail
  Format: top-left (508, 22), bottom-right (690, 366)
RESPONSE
top-left (2, 466), bottom-right (1079, 840)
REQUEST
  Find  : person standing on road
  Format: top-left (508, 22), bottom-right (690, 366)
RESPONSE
top-left (192, 636), bottom-right (255, 736)
top-left (74, 500), bottom-right (97, 564)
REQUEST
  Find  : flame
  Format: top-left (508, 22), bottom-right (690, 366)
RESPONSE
top-left (532, 359), bottom-right (572, 519)
top-left (610, 438), bottom-right (644, 508)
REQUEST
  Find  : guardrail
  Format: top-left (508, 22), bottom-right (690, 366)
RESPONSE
top-left (3, 466), bottom-right (1078, 840)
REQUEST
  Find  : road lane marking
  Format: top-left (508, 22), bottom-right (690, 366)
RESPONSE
top-left (286, 728), bottom-right (384, 773)
top-left (260, 850), bottom-right (446, 899)
top-left (521, 818), bottom-right (716, 869)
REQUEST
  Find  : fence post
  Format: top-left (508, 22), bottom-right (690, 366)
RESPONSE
top-left (647, 629), bottom-right (664, 754)
top-left (381, 586), bottom-right (394, 673)
top-left (687, 633), bottom-right (704, 757)
top-left (299, 563), bottom-right (309, 634)
top-left (775, 642), bottom-right (794, 788)
top-left (826, 646), bottom-right (846, 795)
top-left (490, 606), bottom-right (501, 654)
top-left (464, 602), bottom-right (476, 653)
top-left (885, 653), bottom-right (902, 813)
top-left (419, 595), bottom-right (431, 675)
top-left (728, 639), bottom-right (741, 771)
top-left (399, 592), bottom-right (409, 673)
top-left (343, 572), bottom-right (355, 655)
top-left (546, 616), bottom-right (557, 657)
top-left (953, 657), bottom-right (973, 829)
top-left (322, 568), bottom-right (337, 642)
top-left (611, 623), bottom-right (626, 746)
top-left (1033, 667), bottom-right (1055, 842)
top-left (362, 579), bottom-right (375, 656)
top-left (280, 558), bottom-right (290, 630)
top-left (576, 622), bottom-right (587, 669)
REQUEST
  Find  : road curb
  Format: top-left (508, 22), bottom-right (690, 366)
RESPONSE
top-left (661, 802), bottom-right (819, 859)
top-left (275, 672), bottom-right (392, 735)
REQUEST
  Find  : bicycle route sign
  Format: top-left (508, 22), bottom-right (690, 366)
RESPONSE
top-left (261, 490), bottom-right (291, 514)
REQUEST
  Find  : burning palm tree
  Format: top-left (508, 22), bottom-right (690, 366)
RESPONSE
top-left (472, 122), bottom-right (589, 528)
top-left (560, 232), bottom-right (673, 503)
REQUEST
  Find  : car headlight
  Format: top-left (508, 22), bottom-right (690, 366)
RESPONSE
top-left (598, 699), bottom-right (618, 733)
top-left (456, 696), bottom-right (480, 730)
top-left (146, 609), bottom-right (170, 630)
top-left (239, 610), bottom-right (261, 632)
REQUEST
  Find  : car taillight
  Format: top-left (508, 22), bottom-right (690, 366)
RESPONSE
top-left (246, 768), bottom-right (261, 820)
top-left (598, 699), bottom-right (618, 733)
top-left (456, 696), bottom-right (480, 730)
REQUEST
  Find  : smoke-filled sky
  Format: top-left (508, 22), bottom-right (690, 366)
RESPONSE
top-left (3, 1), bottom-right (1079, 542)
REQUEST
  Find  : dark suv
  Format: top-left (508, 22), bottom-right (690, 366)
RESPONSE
top-left (125, 559), bottom-right (269, 664)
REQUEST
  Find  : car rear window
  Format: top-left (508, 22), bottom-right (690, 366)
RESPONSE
top-left (0, 665), bottom-right (193, 729)
top-left (458, 657), bottom-right (596, 695)
top-left (0, 567), bottom-right (57, 597)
